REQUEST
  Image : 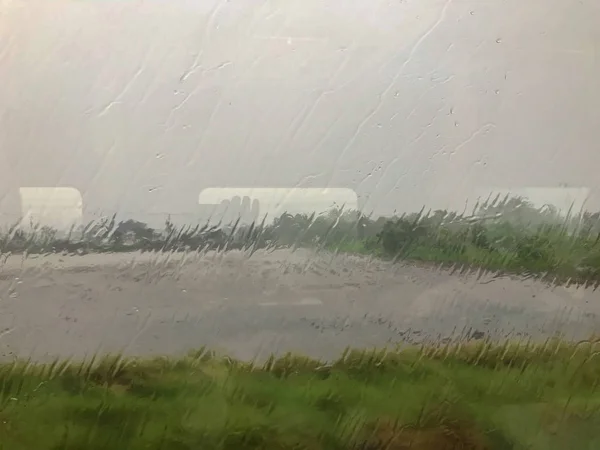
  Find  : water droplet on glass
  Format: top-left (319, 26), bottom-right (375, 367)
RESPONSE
top-left (496, 38), bottom-right (502, 44)
top-left (495, 89), bottom-right (500, 94)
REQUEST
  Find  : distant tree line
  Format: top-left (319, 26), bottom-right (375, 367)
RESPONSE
top-left (2, 195), bottom-right (600, 283)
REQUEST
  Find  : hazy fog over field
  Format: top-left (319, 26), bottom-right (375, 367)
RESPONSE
top-left (1, 0), bottom-right (599, 228)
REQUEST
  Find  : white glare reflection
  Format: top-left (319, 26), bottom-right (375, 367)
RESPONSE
top-left (19, 187), bottom-right (83, 231)
top-left (199, 187), bottom-right (358, 225)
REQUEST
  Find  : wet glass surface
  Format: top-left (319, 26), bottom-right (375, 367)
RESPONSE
top-left (1, 1), bottom-right (599, 448)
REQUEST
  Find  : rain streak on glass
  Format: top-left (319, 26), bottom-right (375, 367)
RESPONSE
top-left (0, 0), bottom-right (600, 449)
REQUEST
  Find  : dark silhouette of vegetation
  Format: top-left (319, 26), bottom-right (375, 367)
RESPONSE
top-left (2, 195), bottom-right (600, 284)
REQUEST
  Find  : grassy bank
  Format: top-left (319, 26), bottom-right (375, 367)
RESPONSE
top-left (1, 341), bottom-right (600, 449)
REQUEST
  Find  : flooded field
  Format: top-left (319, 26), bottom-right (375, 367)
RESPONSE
top-left (0, 249), bottom-right (598, 362)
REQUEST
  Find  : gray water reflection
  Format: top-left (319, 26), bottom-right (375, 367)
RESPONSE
top-left (0, 249), bottom-right (597, 362)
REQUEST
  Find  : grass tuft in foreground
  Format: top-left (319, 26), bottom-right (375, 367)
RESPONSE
top-left (0, 340), bottom-right (599, 449)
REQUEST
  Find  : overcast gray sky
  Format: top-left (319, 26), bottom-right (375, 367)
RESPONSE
top-left (1, 0), bottom-right (599, 225)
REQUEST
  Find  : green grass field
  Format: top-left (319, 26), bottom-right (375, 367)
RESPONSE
top-left (1, 340), bottom-right (599, 449)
